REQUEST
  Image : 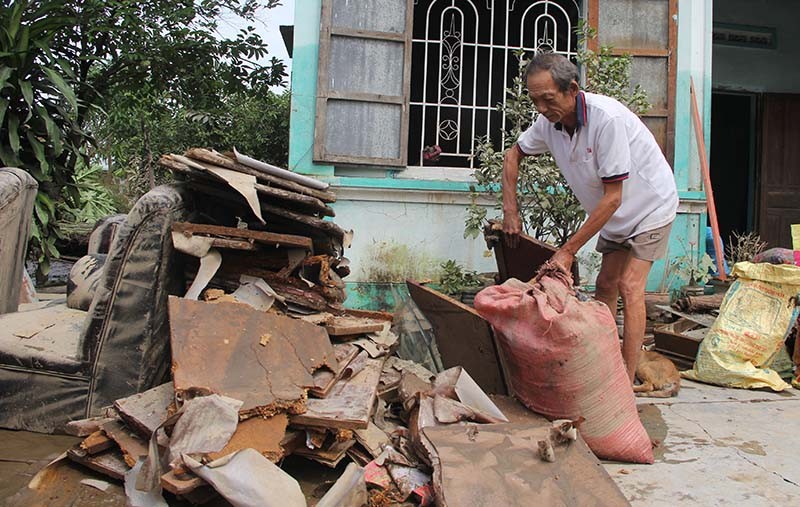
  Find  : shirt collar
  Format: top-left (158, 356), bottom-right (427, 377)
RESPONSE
top-left (554, 91), bottom-right (587, 131)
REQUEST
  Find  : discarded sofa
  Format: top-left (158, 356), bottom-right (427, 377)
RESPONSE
top-left (0, 167), bottom-right (38, 315)
top-left (0, 184), bottom-right (194, 433)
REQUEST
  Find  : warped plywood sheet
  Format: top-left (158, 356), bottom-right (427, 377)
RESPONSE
top-left (406, 281), bottom-right (508, 395)
top-left (169, 297), bottom-right (338, 418)
top-left (424, 423), bottom-right (630, 507)
top-left (291, 357), bottom-right (385, 430)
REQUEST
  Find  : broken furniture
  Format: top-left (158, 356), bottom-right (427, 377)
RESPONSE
top-left (406, 280), bottom-right (508, 395)
top-left (0, 184), bottom-right (195, 433)
top-left (0, 167), bottom-right (37, 315)
top-left (484, 221), bottom-right (580, 284)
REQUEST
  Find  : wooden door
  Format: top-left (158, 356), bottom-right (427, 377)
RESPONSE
top-left (759, 94), bottom-right (800, 248)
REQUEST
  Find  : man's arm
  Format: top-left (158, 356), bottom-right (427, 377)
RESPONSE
top-left (502, 145), bottom-right (525, 248)
top-left (551, 181), bottom-right (623, 273)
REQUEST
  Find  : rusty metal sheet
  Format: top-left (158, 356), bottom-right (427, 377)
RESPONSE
top-left (484, 223), bottom-right (580, 284)
top-left (168, 297), bottom-right (338, 418)
top-left (113, 382), bottom-right (174, 439)
top-left (423, 423), bottom-right (630, 507)
top-left (406, 281), bottom-right (508, 395)
top-left (291, 357), bottom-right (385, 430)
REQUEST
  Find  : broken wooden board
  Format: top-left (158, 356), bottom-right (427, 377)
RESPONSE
top-left (354, 422), bottom-right (390, 458)
top-left (172, 222), bottom-right (313, 251)
top-left (100, 420), bottom-right (148, 468)
top-left (653, 318), bottom-right (706, 370)
top-left (310, 343), bottom-right (360, 398)
top-left (423, 423), bottom-right (630, 507)
top-left (294, 438), bottom-right (356, 468)
top-left (161, 469), bottom-right (210, 496)
top-left (654, 304), bottom-right (717, 328)
top-left (65, 417), bottom-right (116, 437)
top-left (206, 414), bottom-right (288, 462)
top-left (169, 297), bottom-right (339, 418)
top-left (325, 315), bottom-right (387, 337)
top-left (79, 430), bottom-right (115, 455)
top-left (183, 148), bottom-right (337, 203)
top-left (407, 281), bottom-right (508, 395)
top-left (484, 222), bottom-right (580, 283)
top-left (113, 382), bottom-right (174, 439)
top-left (291, 357), bottom-right (385, 430)
top-left (67, 446), bottom-right (128, 481)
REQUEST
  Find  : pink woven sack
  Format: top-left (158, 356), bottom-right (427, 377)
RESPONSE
top-left (474, 271), bottom-right (654, 464)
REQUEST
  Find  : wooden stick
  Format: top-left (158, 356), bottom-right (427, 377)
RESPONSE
top-left (690, 78), bottom-right (727, 281)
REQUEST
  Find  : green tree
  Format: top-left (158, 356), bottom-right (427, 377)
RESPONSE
top-left (465, 23), bottom-right (650, 247)
top-left (2, 0), bottom-right (286, 274)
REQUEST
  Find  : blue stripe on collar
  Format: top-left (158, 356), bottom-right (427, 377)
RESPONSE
top-left (576, 91), bottom-right (587, 128)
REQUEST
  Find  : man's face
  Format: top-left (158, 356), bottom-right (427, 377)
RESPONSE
top-left (526, 70), bottom-right (578, 124)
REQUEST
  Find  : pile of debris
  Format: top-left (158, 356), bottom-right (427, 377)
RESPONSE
top-left (43, 150), bottom-right (630, 506)
top-left (159, 148), bottom-right (352, 314)
top-left (62, 292), bottom-right (551, 505)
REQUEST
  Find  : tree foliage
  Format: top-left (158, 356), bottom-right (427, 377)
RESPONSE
top-left (1, 0), bottom-right (287, 274)
top-left (465, 23), bottom-right (651, 247)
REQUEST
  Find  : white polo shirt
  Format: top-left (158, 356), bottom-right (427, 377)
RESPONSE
top-left (516, 92), bottom-right (678, 242)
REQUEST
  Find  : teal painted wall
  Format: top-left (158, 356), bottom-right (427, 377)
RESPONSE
top-left (288, 0), bottom-right (713, 300)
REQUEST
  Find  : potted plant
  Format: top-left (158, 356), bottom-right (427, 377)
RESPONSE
top-left (669, 242), bottom-right (716, 297)
top-left (437, 260), bottom-right (485, 305)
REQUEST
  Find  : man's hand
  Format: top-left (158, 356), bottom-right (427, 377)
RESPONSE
top-left (551, 248), bottom-right (575, 275)
top-left (503, 212), bottom-right (522, 248)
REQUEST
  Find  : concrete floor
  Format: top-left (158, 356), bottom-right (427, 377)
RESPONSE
top-left (1, 380), bottom-right (798, 506)
top-left (605, 379), bottom-right (800, 506)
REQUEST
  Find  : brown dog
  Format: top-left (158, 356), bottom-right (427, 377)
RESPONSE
top-left (634, 350), bottom-right (681, 398)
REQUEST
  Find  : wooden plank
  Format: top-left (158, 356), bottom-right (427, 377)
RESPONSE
top-left (290, 357), bottom-right (385, 430)
top-left (609, 47), bottom-right (670, 57)
top-left (79, 430), bottom-right (115, 455)
top-left (182, 148), bottom-right (337, 203)
top-left (161, 469), bottom-right (209, 496)
top-left (172, 222), bottom-right (313, 250)
top-left (101, 420), bottom-right (149, 468)
top-left (330, 26), bottom-right (405, 41)
top-left (67, 446), bottom-right (128, 481)
top-left (327, 90), bottom-right (404, 104)
top-left (424, 424), bottom-right (630, 507)
top-left (406, 281), bottom-right (508, 395)
top-left (113, 382), bottom-right (174, 439)
top-left (64, 417), bottom-right (116, 437)
top-left (169, 155), bottom-right (335, 216)
top-left (325, 315), bottom-right (387, 336)
top-left (169, 298), bottom-right (338, 418)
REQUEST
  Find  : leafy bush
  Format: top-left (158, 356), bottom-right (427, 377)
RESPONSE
top-left (437, 260), bottom-right (482, 296)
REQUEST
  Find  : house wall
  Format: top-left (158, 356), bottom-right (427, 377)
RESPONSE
top-left (713, 0), bottom-right (800, 93)
top-left (289, 0), bottom-right (712, 301)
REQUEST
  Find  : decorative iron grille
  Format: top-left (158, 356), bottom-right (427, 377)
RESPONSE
top-left (408, 0), bottom-right (581, 168)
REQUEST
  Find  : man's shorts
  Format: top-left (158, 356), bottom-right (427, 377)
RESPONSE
top-left (595, 222), bottom-right (673, 262)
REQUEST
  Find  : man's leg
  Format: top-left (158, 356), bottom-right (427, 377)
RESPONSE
top-left (594, 250), bottom-right (630, 316)
top-left (618, 257), bottom-right (654, 383)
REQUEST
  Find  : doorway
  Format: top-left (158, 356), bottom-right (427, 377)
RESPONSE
top-left (710, 91), bottom-right (757, 244)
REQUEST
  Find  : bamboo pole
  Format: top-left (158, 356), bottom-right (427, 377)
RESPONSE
top-left (689, 78), bottom-right (727, 281)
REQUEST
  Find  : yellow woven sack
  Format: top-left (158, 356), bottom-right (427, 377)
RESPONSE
top-left (682, 262), bottom-right (800, 391)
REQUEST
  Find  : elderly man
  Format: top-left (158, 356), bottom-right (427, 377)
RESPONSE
top-left (502, 53), bottom-right (678, 382)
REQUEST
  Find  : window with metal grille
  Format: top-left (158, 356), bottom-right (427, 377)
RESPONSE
top-left (408, 0), bottom-right (581, 168)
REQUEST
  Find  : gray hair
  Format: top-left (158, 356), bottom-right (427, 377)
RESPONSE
top-left (525, 53), bottom-right (579, 92)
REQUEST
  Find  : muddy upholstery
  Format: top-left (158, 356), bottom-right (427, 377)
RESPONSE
top-left (0, 168), bottom-right (38, 315)
top-left (0, 184), bottom-right (193, 433)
